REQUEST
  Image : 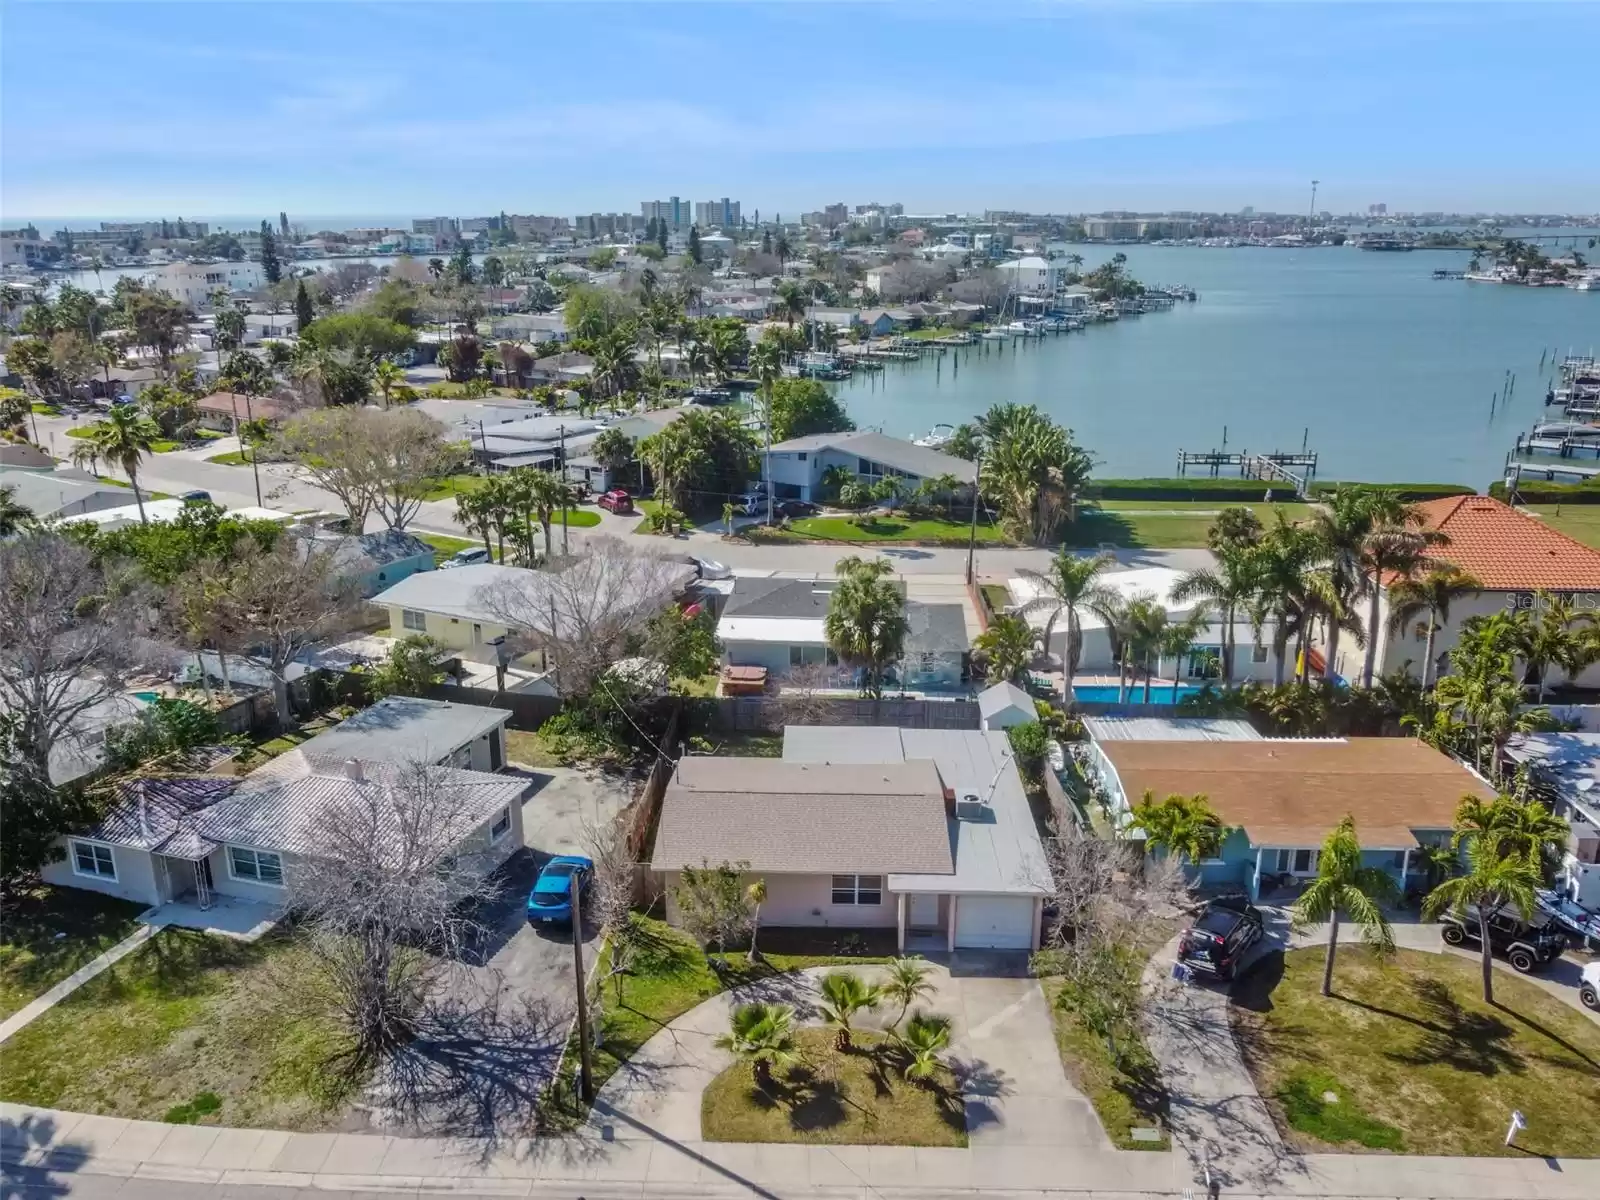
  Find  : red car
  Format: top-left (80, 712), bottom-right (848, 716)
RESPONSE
top-left (597, 489), bottom-right (634, 515)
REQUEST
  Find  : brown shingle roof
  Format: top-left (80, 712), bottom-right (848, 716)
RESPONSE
top-left (1413, 495), bottom-right (1600, 590)
top-left (652, 758), bottom-right (954, 875)
top-left (196, 391), bottom-right (291, 422)
top-left (1099, 737), bottom-right (1494, 848)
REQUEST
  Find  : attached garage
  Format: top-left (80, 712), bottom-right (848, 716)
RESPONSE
top-left (953, 894), bottom-right (1036, 950)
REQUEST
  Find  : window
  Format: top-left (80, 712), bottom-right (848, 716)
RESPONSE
top-left (72, 840), bottom-right (116, 880)
top-left (830, 874), bottom-right (883, 906)
top-left (490, 807), bottom-right (511, 844)
top-left (797, 452), bottom-right (807, 462)
top-left (472, 623), bottom-right (483, 645)
top-left (1292, 848), bottom-right (1317, 874)
top-left (229, 846), bottom-right (284, 886)
top-left (402, 609), bottom-right (427, 632)
top-left (789, 644), bottom-right (831, 667)
top-left (1251, 644), bottom-right (1268, 663)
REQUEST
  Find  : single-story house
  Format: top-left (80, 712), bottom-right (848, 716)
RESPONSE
top-left (978, 681), bottom-right (1036, 730)
top-left (67, 498), bottom-right (294, 534)
top-left (1502, 732), bottom-right (1600, 906)
top-left (1006, 565), bottom-right (1277, 686)
top-left (761, 430), bottom-right (976, 503)
top-left (653, 726), bottom-right (1051, 951)
top-left (195, 391), bottom-right (293, 433)
top-left (0, 443), bottom-right (55, 469)
top-left (370, 563), bottom-right (528, 654)
top-left (1084, 735), bottom-right (1495, 899)
top-left (291, 527), bottom-right (436, 597)
top-left (717, 576), bottom-right (969, 693)
top-left (0, 467), bottom-right (132, 521)
top-left (1322, 495), bottom-right (1600, 689)
top-left (42, 749), bottom-right (527, 913)
top-left (295, 695), bottom-right (511, 773)
top-left (487, 312), bottom-right (569, 344)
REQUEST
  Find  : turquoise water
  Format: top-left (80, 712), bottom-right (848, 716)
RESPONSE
top-left (1074, 683), bottom-right (1203, 703)
top-left (838, 239), bottom-right (1600, 487)
top-left (132, 690), bottom-right (161, 702)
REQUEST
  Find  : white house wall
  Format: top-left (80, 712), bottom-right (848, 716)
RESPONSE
top-left (661, 871), bottom-right (897, 930)
top-left (41, 840), bottom-right (163, 908)
top-left (721, 640), bottom-right (799, 677)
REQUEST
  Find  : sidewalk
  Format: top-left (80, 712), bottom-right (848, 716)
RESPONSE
top-left (0, 926), bottom-right (158, 1046)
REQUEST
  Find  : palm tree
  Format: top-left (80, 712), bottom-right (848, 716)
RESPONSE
top-left (1249, 516), bottom-right (1321, 687)
top-left (0, 485), bottom-right (32, 536)
top-left (68, 438), bottom-right (102, 478)
top-left (1356, 499), bottom-right (1446, 687)
top-left (898, 1011), bottom-right (952, 1085)
top-left (373, 359), bottom-right (405, 409)
top-left (823, 556), bottom-right (909, 699)
top-left (1292, 815), bottom-right (1399, 997)
top-left (1422, 835), bottom-right (1542, 1004)
top-left (1128, 791), bottom-right (1226, 865)
top-left (816, 970), bottom-right (883, 1052)
top-left (1386, 565), bottom-right (1481, 689)
top-left (455, 490), bottom-right (496, 559)
top-left (90, 405), bottom-right (160, 523)
top-left (1018, 549), bottom-right (1117, 703)
top-left (882, 957), bottom-right (936, 1028)
top-left (1310, 486), bottom-right (1379, 681)
top-left (746, 878), bottom-right (767, 963)
top-left (715, 1002), bottom-right (800, 1087)
top-left (1172, 546), bottom-right (1259, 689)
top-left (1158, 609), bottom-right (1210, 703)
top-left (974, 613), bottom-right (1035, 685)
top-left (1485, 796), bottom-right (1568, 871)
top-left (775, 280), bottom-right (807, 327)
top-left (508, 468), bottom-right (572, 561)
top-left (590, 426), bottom-right (635, 480)
top-left (1512, 593), bottom-right (1596, 702)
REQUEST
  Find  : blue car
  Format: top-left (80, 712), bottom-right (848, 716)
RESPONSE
top-left (527, 855), bottom-right (593, 925)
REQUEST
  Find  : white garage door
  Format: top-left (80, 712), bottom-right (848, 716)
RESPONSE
top-left (953, 895), bottom-right (1035, 950)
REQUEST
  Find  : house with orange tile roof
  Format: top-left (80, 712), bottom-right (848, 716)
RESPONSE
top-left (1322, 495), bottom-right (1600, 689)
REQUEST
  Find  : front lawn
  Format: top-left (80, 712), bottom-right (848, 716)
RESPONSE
top-left (545, 915), bottom-right (892, 1125)
top-left (1230, 947), bottom-right (1600, 1157)
top-left (1534, 506), bottom-right (1600, 552)
top-left (206, 450), bottom-right (249, 466)
top-left (702, 1028), bottom-right (966, 1146)
top-left (417, 532), bottom-right (495, 564)
top-left (786, 514), bottom-right (1007, 545)
top-left (64, 425), bottom-right (179, 453)
top-left (1064, 501), bottom-right (1316, 550)
top-left (0, 885), bottom-right (147, 1020)
top-left (420, 473), bottom-right (489, 501)
top-left (0, 928), bottom-right (358, 1130)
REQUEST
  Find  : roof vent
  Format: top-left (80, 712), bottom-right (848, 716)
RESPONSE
top-left (344, 758), bottom-right (365, 782)
top-left (955, 791), bottom-right (989, 820)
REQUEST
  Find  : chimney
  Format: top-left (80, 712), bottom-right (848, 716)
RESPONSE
top-left (943, 784), bottom-right (957, 818)
top-left (344, 758), bottom-right (364, 782)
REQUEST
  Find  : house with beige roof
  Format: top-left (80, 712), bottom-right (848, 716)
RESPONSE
top-left (652, 727), bottom-right (1051, 951)
top-left (1322, 495), bottom-right (1600, 688)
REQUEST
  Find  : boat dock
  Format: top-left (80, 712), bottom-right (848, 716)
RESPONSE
top-left (1176, 448), bottom-right (1319, 496)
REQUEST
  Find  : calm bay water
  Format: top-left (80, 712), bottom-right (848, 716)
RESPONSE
top-left (838, 241), bottom-right (1600, 487)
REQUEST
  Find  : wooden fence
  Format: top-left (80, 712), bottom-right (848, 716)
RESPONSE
top-left (422, 683), bottom-right (564, 730)
top-left (706, 696), bottom-right (981, 732)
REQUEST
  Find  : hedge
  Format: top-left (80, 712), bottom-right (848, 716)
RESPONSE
top-left (1488, 479), bottom-right (1600, 504)
top-left (1082, 478), bottom-right (1478, 503)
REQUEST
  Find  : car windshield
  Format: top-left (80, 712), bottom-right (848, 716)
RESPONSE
top-left (544, 863), bottom-right (576, 879)
top-left (1195, 910), bottom-right (1239, 936)
top-left (530, 891), bottom-right (568, 907)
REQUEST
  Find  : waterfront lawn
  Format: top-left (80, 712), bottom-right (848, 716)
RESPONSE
top-left (1230, 947), bottom-right (1600, 1157)
top-left (702, 1028), bottom-right (966, 1146)
top-left (1532, 505), bottom-right (1600, 552)
top-left (786, 514), bottom-right (1007, 544)
top-left (0, 928), bottom-right (358, 1130)
top-left (0, 885), bottom-right (147, 1020)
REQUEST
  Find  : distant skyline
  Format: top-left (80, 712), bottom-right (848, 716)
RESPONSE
top-left (4, 2), bottom-right (1598, 222)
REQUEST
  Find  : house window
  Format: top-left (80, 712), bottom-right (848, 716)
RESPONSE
top-left (797, 452), bottom-right (807, 462)
top-left (229, 846), bottom-right (284, 886)
top-left (1251, 644), bottom-right (1268, 663)
top-left (402, 609), bottom-right (427, 632)
top-left (790, 644), bottom-right (833, 667)
top-left (71, 840), bottom-right (116, 880)
top-left (1291, 848), bottom-right (1318, 874)
top-left (830, 874), bottom-right (883, 906)
top-left (490, 807), bottom-right (512, 844)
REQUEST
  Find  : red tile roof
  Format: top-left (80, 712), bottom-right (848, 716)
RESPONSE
top-left (1413, 495), bottom-right (1600, 591)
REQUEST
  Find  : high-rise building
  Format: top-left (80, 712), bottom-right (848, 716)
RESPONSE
top-left (693, 198), bottom-right (741, 229)
top-left (1368, 203), bottom-right (1388, 215)
top-left (641, 198), bottom-right (690, 231)
top-left (412, 217), bottom-right (459, 246)
top-left (822, 202), bottom-right (849, 227)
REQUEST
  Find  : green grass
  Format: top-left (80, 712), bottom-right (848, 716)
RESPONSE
top-left (701, 1028), bottom-right (966, 1146)
top-left (416, 532), bottom-right (495, 565)
top-left (1230, 947), bottom-right (1600, 1157)
top-left (0, 885), bottom-right (147, 1020)
top-left (903, 326), bottom-right (966, 340)
top-left (95, 478), bottom-right (173, 500)
top-left (504, 727), bottom-right (563, 768)
top-left (206, 451), bottom-right (249, 465)
top-left (0, 929), bottom-right (359, 1130)
top-left (1532, 506), bottom-right (1600, 551)
top-left (66, 425), bottom-right (98, 438)
top-left (30, 403), bottom-right (60, 415)
top-left (980, 584), bottom-right (1012, 617)
top-left (691, 731), bottom-right (785, 757)
top-left (419, 473), bottom-right (490, 501)
top-left (1063, 500), bottom-right (1316, 550)
top-left (229, 713), bottom-right (340, 772)
top-left (545, 915), bottom-right (892, 1126)
top-left (786, 514), bottom-right (1007, 545)
top-left (64, 424), bottom-right (177, 452)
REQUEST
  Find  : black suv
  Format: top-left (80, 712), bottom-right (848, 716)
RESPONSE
top-left (1440, 903), bottom-right (1566, 973)
top-left (1178, 894), bottom-right (1265, 981)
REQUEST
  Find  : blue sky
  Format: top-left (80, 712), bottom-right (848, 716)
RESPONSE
top-left (4, 1), bottom-right (1597, 223)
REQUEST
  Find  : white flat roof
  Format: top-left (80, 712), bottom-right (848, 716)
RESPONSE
top-left (1008, 566), bottom-right (1271, 638)
top-left (718, 615), bottom-right (825, 644)
top-left (783, 726), bottom-right (1051, 897)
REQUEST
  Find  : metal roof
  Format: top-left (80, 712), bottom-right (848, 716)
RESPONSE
top-left (978, 681), bottom-right (1035, 721)
top-left (1082, 716), bottom-right (1263, 742)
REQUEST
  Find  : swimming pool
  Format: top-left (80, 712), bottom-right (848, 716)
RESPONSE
top-left (132, 690), bottom-right (162, 703)
top-left (1072, 684), bottom-right (1204, 704)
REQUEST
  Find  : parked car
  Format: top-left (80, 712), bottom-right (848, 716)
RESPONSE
top-left (1177, 894), bottom-right (1265, 981)
top-left (690, 555), bottom-right (733, 580)
top-left (597, 489), bottom-right (634, 515)
top-left (774, 499), bottom-right (817, 519)
top-left (1581, 962), bottom-right (1600, 1012)
top-left (526, 855), bottom-right (593, 927)
top-left (1440, 904), bottom-right (1567, 973)
top-left (442, 547), bottom-right (491, 569)
top-left (179, 489), bottom-right (212, 504)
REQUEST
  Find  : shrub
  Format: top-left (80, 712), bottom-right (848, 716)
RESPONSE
top-left (1007, 720), bottom-right (1049, 778)
top-left (1489, 478), bottom-right (1600, 504)
top-left (1307, 481), bottom-right (1476, 502)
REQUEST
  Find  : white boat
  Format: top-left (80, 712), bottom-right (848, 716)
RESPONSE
top-left (980, 329), bottom-right (1008, 341)
top-left (914, 423), bottom-right (955, 450)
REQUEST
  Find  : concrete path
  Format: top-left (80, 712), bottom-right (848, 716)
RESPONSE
top-left (0, 926), bottom-right (158, 1046)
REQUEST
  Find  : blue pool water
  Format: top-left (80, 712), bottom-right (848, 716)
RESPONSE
top-left (132, 691), bottom-right (162, 702)
top-left (1073, 684), bottom-right (1204, 704)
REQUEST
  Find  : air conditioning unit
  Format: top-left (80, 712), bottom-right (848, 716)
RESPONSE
top-left (955, 792), bottom-right (990, 820)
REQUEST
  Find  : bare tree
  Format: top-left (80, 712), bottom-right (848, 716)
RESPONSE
top-left (765, 660), bottom-right (842, 727)
top-left (584, 814), bottom-right (643, 1003)
top-left (479, 536), bottom-right (692, 696)
top-left (213, 540), bottom-right (361, 731)
top-left (0, 532), bottom-right (139, 779)
top-left (294, 760), bottom-right (500, 1074)
top-left (274, 408), bottom-right (460, 531)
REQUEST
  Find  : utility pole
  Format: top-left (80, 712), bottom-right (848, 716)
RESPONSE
top-left (570, 871), bottom-right (594, 1105)
top-left (558, 424), bottom-right (569, 555)
top-left (243, 393), bottom-right (263, 507)
top-left (764, 388), bottom-right (774, 527)
top-left (965, 458), bottom-right (982, 585)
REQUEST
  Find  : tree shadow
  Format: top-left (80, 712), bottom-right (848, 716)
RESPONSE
top-left (1493, 1002), bottom-right (1600, 1073)
top-left (1, 1112), bottom-right (90, 1199)
top-left (1381, 977), bottom-right (1522, 1077)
